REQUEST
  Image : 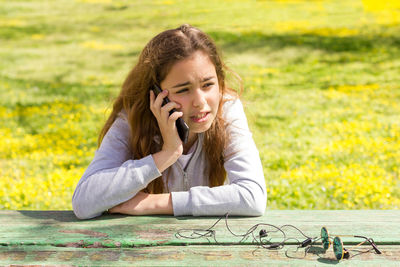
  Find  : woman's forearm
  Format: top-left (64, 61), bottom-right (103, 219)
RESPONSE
top-left (150, 193), bottom-right (174, 214)
top-left (109, 192), bottom-right (173, 215)
top-left (152, 150), bottom-right (181, 173)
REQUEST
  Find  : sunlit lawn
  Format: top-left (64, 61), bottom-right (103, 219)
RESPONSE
top-left (1, 0), bottom-right (399, 210)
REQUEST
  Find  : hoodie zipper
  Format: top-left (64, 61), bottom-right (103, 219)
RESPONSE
top-left (183, 172), bottom-right (189, 190)
top-left (180, 134), bottom-right (203, 191)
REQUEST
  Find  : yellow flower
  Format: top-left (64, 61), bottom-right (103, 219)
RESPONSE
top-left (81, 41), bottom-right (124, 51)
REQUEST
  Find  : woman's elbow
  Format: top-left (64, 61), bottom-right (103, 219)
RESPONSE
top-left (250, 197), bottom-right (266, 216)
top-left (240, 185), bottom-right (267, 216)
top-left (245, 193), bottom-right (266, 216)
top-left (73, 209), bottom-right (87, 220)
top-left (72, 197), bottom-right (88, 220)
top-left (72, 192), bottom-right (101, 220)
top-left (72, 201), bottom-right (102, 220)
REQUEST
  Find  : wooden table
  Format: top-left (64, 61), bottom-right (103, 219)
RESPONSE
top-left (0, 210), bottom-right (399, 266)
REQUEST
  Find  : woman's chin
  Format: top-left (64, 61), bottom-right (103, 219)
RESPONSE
top-left (188, 120), bottom-right (214, 134)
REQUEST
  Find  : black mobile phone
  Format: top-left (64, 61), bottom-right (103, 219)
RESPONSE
top-left (152, 84), bottom-right (189, 144)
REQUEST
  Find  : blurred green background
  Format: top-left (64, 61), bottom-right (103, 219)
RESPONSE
top-left (1, 0), bottom-right (399, 210)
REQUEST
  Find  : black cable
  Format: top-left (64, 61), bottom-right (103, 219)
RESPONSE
top-left (176, 213), bottom-right (288, 249)
top-left (175, 213), bottom-right (226, 243)
top-left (280, 224), bottom-right (312, 239)
top-left (175, 213), bottom-right (381, 262)
top-left (176, 213), bottom-right (317, 252)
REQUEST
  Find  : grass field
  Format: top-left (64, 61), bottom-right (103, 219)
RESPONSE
top-left (1, 0), bottom-right (399, 210)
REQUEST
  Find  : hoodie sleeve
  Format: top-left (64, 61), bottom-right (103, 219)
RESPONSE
top-left (72, 115), bottom-right (161, 219)
top-left (171, 99), bottom-right (267, 216)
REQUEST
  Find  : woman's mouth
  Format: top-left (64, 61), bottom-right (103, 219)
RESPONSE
top-left (190, 112), bottom-right (210, 123)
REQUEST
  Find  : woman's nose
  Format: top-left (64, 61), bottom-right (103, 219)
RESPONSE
top-left (192, 88), bottom-right (206, 108)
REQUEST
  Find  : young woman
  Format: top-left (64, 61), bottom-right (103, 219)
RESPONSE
top-left (72, 24), bottom-right (266, 219)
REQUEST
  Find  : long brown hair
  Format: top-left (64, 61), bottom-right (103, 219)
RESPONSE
top-left (99, 24), bottom-right (241, 193)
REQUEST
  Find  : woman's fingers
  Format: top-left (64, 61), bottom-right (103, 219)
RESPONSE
top-left (150, 90), bottom-right (181, 123)
top-left (150, 89), bottom-right (168, 111)
top-left (168, 111), bottom-right (183, 124)
top-left (149, 89), bottom-right (155, 105)
top-left (160, 102), bottom-right (181, 118)
top-left (149, 88), bottom-right (183, 156)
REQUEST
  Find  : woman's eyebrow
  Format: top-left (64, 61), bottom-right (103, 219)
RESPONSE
top-left (171, 76), bottom-right (216, 89)
top-left (202, 76), bottom-right (216, 82)
top-left (172, 81), bottom-right (190, 88)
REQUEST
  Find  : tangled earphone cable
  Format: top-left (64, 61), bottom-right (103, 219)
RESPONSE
top-left (175, 214), bottom-right (225, 243)
top-left (175, 213), bottom-right (316, 251)
top-left (175, 213), bottom-right (381, 261)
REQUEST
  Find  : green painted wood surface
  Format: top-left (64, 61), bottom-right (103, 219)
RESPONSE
top-left (1, 245), bottom-right (399, 266)
top-left (0, 210), bottom-right (399, 265)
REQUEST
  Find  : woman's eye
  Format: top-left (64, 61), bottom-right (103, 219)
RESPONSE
top-left (203, 83), bottom-right (214, 88)
top-left (176, 88), bottom-right (189, 94)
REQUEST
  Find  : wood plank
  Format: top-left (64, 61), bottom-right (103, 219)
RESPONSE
top-left (0, 210), bottom-right (399, 247)
top-left (0, 245), bottom-right (398, 266)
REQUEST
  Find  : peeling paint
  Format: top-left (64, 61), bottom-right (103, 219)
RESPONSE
top-left (136, 229), bottom-right (171, 240)
top-left (33, 251), bottom-right (57, 261)
top-left (121, 250), bottom-right (184, 261)
top-left (89, 251), bottom-right (120, 261)
top-left (192, 250), bottom-right (233, 261)
top-left (57, 251), bottom-right (87, 261)
top-left (7, 251), bottom-right (27, 261)
top-left (59, 229), bottom-right (108, 238)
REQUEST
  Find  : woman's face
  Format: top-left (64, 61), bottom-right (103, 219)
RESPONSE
top-left (160, 50), bottom-right (220, 140)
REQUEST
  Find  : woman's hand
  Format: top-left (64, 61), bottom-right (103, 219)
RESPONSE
top-left (108, 192), bottom-right (173, 215)
top-left (149, 89), bottom-right (183, 172)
